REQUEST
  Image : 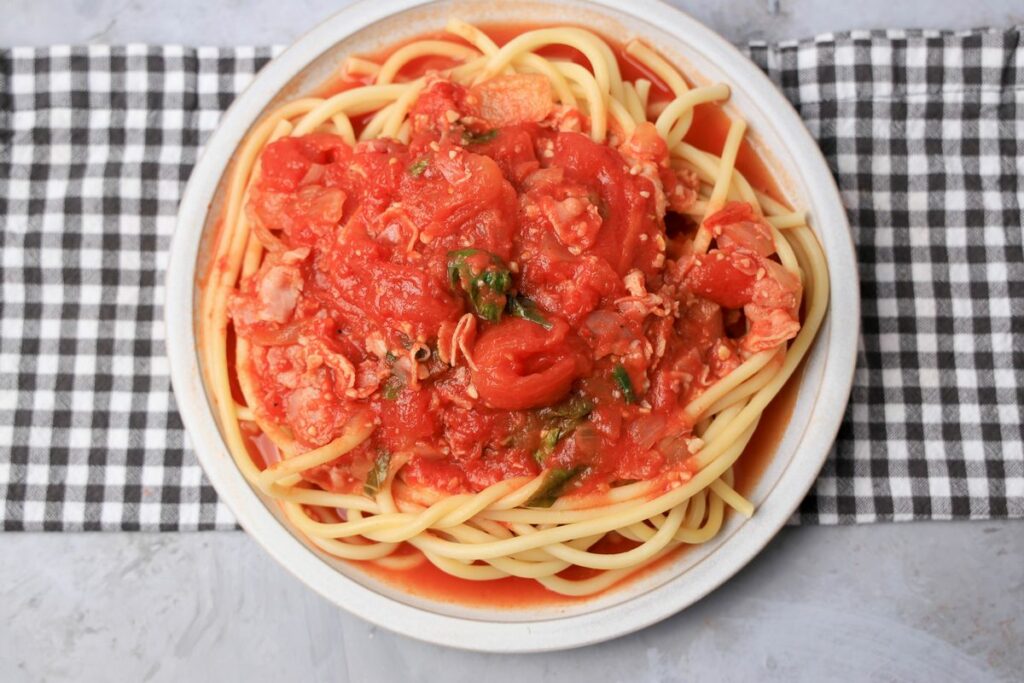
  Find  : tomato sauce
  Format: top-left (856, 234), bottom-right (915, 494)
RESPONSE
top-left (353, 361), bottom-right (803, 607)
top-left (314, 23), bottom-right (786, 203)
top-left (356, 545), bottom-right (577, 607)
top-left (355, 528), bottom-right (657, 608)
top-left (227, 24), bottom-right (807, 605)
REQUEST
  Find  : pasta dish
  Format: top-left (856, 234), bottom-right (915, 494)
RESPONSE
top-left (198, 20), bottom-right (828, 597)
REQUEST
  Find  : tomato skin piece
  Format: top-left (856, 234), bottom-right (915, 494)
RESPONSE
top-left (471, 318), bottom-right (591, 410)
top-left (259, 137), bottom-right (315, 192)
top-left (409, 147), bottom-right (517, 259)
top-left (684, 251), bottom-right (757, 310)
top-left (703, 201), bottom-right (756, 230)
top-left (324, 256), bottom-right (463, 336)
top-left (549, 131), bottom-right (655, 275)
top-left (441, 406), bottom-right (496, 460)
top-left (517, 249), bottom-right (622, 326)
top-left (468, 125), bottom-right (540, 184)
top-left (258, 134), bottom-right (352, 193)
top-left (369, 261), bottom-right (461, 328)
top-left (250, 185), bottom-right (347, 246)
top-left (379, 387), bottom-right (439, 448)
top-left (406, 79), bottom-right (474, 146)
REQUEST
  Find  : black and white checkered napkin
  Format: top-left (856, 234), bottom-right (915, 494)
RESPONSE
top-left (1, 29), bottom-right (1022, 531)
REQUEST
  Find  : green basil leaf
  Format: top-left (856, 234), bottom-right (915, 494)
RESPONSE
top-left (525, 466), bottom-right (586, 508)
top-left (381, 374), bottom-right (403, 400)
top-left (363, 450), bottom-right (391, 496)
top-left (408, 158), bottom-right (429, 176)
top-left (612, 364), bottom-right (638, 404)
top-left (532, 395), bottom-right (594, 464)
top-left (543, 395), bottom-right (594, 422)
top-left (477, 302), bottom-right (501, 323)
top-left (508, 295), bottom-right (553, 330)
top-left (461, 128), bottom-right (498, 145)
top-left (446, 249), bottom-right (512, 323)
top-left (533, 427), bottom-right (562, 465)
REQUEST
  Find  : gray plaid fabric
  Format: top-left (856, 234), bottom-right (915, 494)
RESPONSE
top-left (1, 30), bottom-right (1022, 531)
top-left (0, 46), bottom-right (279, 530)
top-left (748, 28), bottom-right (1024, 523)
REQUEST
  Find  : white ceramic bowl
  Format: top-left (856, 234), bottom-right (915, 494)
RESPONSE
top-left (166, 0), bottom-right (858, 652)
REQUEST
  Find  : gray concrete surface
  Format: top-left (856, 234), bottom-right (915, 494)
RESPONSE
top-left (2, 0), bottom-right (1022, 46)
top-left (0, 523), bottom-right (1021, 682)
top-left (3, 1), bottom-right (1023, 681)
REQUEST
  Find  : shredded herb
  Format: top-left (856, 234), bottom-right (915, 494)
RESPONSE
top-left (447, 249), bottom-right (512, 323)
top-left (363, 450), bottom-right (391, 496)
top-left (525, 466), bottom-right (586, 508)
top-left (532, 395), bottom-right (594, 464)
top-left (380, 374), bottom-right (403, 400)
top-left (533, 427), bottom-right (563, 464)
top-left (408, 158), bottom-right (429, 176)
top-left (543, 394), bottom-right (595, 422)
top-left (612, 364), bottom-right (638, 404)
top-left (461, 128), bottom-right (498, 145)
top-left (508, 295), bottom-right (553, 330)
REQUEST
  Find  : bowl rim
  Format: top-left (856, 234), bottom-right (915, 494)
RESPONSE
top-left (166, 0), bottom-right (859, 652)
